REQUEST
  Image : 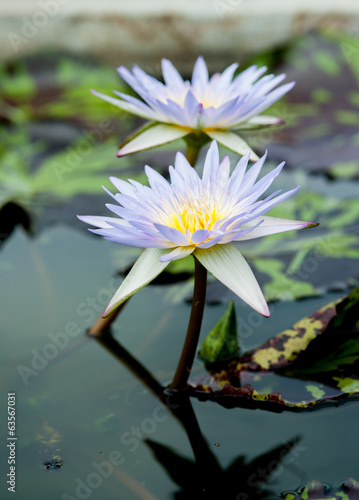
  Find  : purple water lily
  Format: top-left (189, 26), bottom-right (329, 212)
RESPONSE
top-left (92, 57), bottom-right (294, 161)
top-left (79, 142), bottom-right (317, 318)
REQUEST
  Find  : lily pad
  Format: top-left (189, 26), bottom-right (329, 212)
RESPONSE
top-left (282, 478), bottom-right (359, 500)
top-left (191, 288), bottom-right (359, 411)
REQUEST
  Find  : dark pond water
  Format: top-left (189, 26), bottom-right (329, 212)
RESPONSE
top-left (1, 225), bottom-right (358, 500)
top-left (1, 29), bottom-right (359, 500)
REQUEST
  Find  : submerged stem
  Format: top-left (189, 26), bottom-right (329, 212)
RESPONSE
top-left (170, 256), bottom-right (207, 391)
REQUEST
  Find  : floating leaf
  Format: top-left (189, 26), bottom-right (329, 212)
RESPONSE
top-left (282, 478), bottom-right (359, 500)
top-left (191, 288), bottom-right (359, 411)
top-left (252, 258), bottom-right (319, 301)
top-left (279, 288), bottom-right (359, 378)
top-left (199, 301), bottom-right (239, 363)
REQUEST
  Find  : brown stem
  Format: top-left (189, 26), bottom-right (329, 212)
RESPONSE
top-left (170, 257), bottom-right (207, 391)
top-left (87, 300), bottom-right (127, 337)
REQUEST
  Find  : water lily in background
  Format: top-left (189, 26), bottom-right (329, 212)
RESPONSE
top-left (78, 141), bottom-right (317, 318)
top-left (92, 57), bottom-right (294, 161)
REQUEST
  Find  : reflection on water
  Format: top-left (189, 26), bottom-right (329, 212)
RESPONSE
top-left (96, 329), bottom-right (303, 499)
top-left (1, 226), bottom-right (359, 499)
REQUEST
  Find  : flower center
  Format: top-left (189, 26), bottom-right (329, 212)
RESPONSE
top-left (165, 87), bottom-right (220, 110)
top-left (168, 203), bottom-right (219, 234)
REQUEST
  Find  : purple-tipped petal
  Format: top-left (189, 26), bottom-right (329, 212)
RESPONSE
top-left (195, 244), bottom-right (270, 317)
top-left (80, 139), bottom-right (317, 317)
top-left (91, 57), bottom-right (295, 157)
top-left (235, 216), bottom-right (319, 241)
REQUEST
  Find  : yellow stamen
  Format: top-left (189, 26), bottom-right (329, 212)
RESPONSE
top-left (168, 203), bottom-right (219, 234)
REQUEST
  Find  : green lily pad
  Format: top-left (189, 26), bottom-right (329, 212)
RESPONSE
top-left (282, 478), bottom-right (359, 500)
top-left (191, 288), bottom-right (359, 411)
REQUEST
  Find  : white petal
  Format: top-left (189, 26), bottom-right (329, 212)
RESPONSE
top-left (227, 151), bottom-right (251, 197)
top-left (191, 229), bottom-right (213, 245)
top-left (195, 243), bottom-right (270, 317)
top-left (154, 223), bottom-right (190, 246)
top-left (112, 90), bottom-right (158, 118)
top-left (210, 63), bottom-right (238, 94)
top-left (159, 246), bottom-right (194, 262)
top-left (109, 177), bottom-right (137, 197)
top-left (174, 151), bottom-right (201, 187)
top-left (132, 65), bottom-right (164, 93)
top-left (202, 140), bottom-right (220, 190)
top-left (103, 248), bottom-right (170, 316)
top-left (161, 59), bottom-right (184, 87)
top-left (232, 65), bottom-right (267, 89)
top-left (183, 90), bottom-right (200, 127)
top-left (252, 186), bottom-right (300, 217)
top-left (77, 215), bottom-right (128, 229)
top-left (235, 216), bottom-right (317, 241)
top-left (239, 161), bottom-right (285, 205)
top-left (243, 82), bottom-right (295, 120)
top-left (117, 124), bottom-right (189, 156)
top-left (144, 165), bottom-right (170, 192)
top-left (239, 151), bottom-right (267, 197)
top-left (246, 115), bottom-right (285, 127)
top-left (192, 56), bottom-right (209, 95)
top-left (206, 130), bottom-right (259, 161)
top-left (91, 89), bottom-right (155, 120)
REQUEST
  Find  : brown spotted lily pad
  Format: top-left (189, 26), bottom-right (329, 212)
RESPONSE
top-left (282, 478), bottom-right (359, 500)
top-left (191, 288), bottom-right (359, 411)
